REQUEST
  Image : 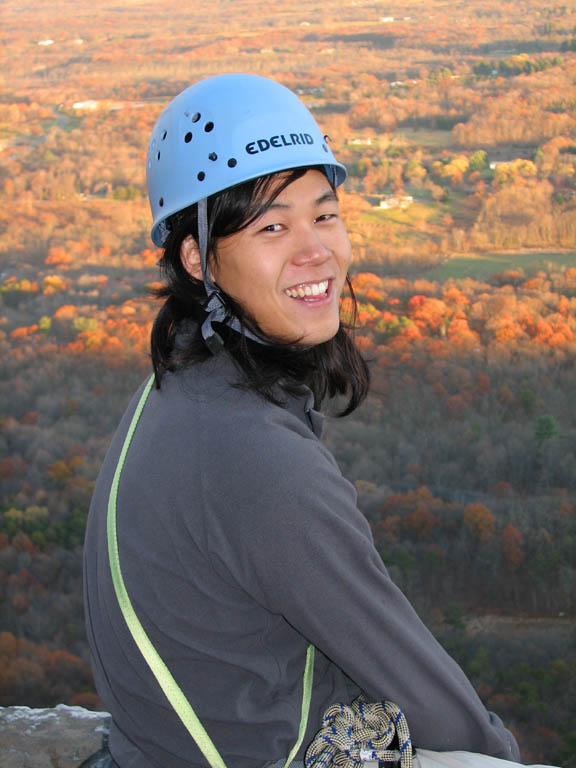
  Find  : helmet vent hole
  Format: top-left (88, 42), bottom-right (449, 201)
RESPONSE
top-left (197, 171), bottom-right (206, 181)
top-left (227, 158), bottom-right (237, 168)
top-left (162, 130), bottom-right (167, 141)
top-left (159, 197), bottom-right (164, 207)
top-left (191, 112), bottom-right (201, 123)
top-left (184, 132), bottom-right (193, 143)
top-left (208, 152), bottom-right (218, 161)
top-left (157, 150), bottom-right (161, 160)
top-left (204, 122), bottom-right (214, 133)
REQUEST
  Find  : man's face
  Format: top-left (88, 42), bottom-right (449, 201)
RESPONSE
top-left (211, 169), bottom-right (352, 346)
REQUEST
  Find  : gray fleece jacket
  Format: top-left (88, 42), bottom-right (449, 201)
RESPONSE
top-left (83, 352), bottom-right (520, 768)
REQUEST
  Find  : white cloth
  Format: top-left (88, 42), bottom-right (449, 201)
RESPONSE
top-left (264, 749), bottom-right (562, 768)
top-left (416, 748), bottom-right (560, 768)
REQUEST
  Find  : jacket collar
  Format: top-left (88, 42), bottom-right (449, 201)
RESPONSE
top-left (279, 383), bottom-right (324, 439)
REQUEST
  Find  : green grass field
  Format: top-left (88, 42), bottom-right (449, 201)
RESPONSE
top-left (399, 128), bottom-right (455, 152)
top-left (425, 251), bottom-right (576, 281)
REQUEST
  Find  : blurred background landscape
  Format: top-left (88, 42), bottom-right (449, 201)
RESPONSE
top-left (0, 0), bottom-right (575, 763)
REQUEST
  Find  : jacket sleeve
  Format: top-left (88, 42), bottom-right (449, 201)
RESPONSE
top-left (208, 419), bottom-right (521, 762)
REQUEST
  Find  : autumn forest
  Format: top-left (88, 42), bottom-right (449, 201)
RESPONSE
top-left (1, 0), bottom-right (575, 764)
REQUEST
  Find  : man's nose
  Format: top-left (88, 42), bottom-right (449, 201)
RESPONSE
top-left (291, 226), bottom-right (331, 266)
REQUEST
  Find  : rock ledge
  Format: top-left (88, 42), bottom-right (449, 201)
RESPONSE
top-left (0, 704), bottom-right (110, 768)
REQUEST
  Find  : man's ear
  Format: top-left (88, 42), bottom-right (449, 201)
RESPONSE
top-left (180, 235), bottom-right (203, 281)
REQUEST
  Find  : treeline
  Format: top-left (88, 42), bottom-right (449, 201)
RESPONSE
top-left (326, 267), bottom-right (576, 496)
top-left (473, 54), bottom-right (563, 78)
top-left (4, 63), bottom-right (576, 280)
top-left (1, 263), bottom-right (574, 699)
top-left (0, 631), bottom-right (96, 709)
top-left (437, 627), bottom-right (576, 767)
top-left (361, 486), bottom-right (575, 617)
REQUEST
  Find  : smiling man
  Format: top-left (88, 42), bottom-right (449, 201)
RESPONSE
top-left (83, 74), bottom-right (521, 768)
top-left (180, 170), bottom-right (351, 346)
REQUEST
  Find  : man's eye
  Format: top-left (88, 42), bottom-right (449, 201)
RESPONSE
top-left (315, 213), bottom-right (337, 223)
top-left (262, 223), bottom-right (283, 232)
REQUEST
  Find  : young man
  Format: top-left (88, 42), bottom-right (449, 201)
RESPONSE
top-left (84, 74), bottom-right (520, 768)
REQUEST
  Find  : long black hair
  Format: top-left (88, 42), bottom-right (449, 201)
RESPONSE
top-left (150, 167), bottom-right (370, 416)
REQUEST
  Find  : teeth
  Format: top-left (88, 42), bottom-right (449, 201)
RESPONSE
top-left (285, 280), bottom-right (329, 299)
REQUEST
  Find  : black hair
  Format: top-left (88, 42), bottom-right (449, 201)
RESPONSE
top-left (150, 167), bottom-right (370, 416)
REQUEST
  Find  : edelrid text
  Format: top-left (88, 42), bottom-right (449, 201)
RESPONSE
top-left (245, 133), bottom-right (314, 154)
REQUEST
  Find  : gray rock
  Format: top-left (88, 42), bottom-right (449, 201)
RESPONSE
top-left (0, 704), bottom-right (110, 768)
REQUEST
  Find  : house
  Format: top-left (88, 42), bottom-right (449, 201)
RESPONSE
top-left (378, 194), bottom-right (414, 210)
top-left (72, 100), bottom-right (99, 111)
top-left (347, 137), bottom-right (374, 146)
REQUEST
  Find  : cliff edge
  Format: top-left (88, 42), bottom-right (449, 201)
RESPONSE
top-left (0, 705), bottom-right (110, 768)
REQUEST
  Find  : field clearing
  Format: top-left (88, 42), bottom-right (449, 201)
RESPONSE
top-left (465, 614), bottom-right (574, 638)
top-left (399, 127), bottom-right (455, 152)
top-left (425, 250), bottom-right (576, 281)
top-left (363, 201), bottom-right (438, 226)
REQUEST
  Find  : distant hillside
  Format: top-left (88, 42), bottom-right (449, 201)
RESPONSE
top-left (1, 1), bottom-right (575, 765)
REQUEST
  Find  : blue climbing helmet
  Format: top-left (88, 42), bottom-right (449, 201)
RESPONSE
top-left (146, 73), bottom-right (347, 247)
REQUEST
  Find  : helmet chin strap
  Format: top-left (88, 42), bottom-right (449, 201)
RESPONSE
top-left (197, 198), bottom-right (270, 354)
